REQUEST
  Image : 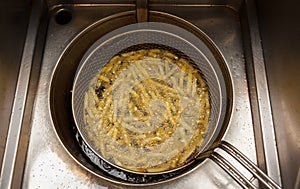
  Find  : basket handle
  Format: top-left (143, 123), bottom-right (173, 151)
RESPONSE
top-left (207, 141), bottom-right (281, 189)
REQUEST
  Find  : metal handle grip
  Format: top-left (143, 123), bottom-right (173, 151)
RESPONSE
top-left (209, 141), bottom-right (281, 189)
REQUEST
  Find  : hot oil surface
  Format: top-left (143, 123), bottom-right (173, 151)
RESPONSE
top-left (83, 46), bottom-right (210, 173)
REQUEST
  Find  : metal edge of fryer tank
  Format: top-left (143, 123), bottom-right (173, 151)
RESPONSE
top-left (241, 0), bottom-right (282, 186)
top-left (0, 0), bottom-right (45, 188)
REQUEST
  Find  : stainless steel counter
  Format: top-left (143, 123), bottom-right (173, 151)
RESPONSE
top-left (0, 0), bottom-right (283, 188)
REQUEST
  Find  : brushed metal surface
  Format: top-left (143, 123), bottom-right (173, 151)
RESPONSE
top-left (243, 0), bottom-right (281, 185)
